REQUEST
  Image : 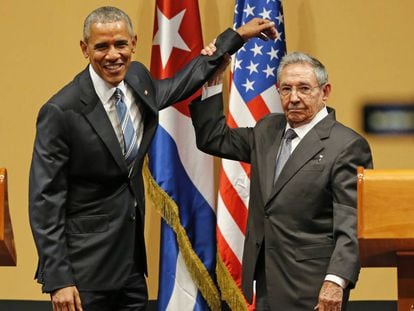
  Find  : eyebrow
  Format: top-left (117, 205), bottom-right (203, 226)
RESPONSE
top-left (93, 40), bottom-right (129, 49)
top-left (280, 82), bottom-right (312, 87)
top-left (114, 40), bottom-right (129, 45)
top-left (94, 42), bottom-right (108, 49)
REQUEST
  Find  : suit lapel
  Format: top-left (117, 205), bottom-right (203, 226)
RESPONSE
top-left (125, 73), bottom-right (157, 113)
top-left (271, 130), bottom-right (323, 198)
top-left (79, 69), bottom-right (128, 174)
top-left (265, 110), bottom-right (336, 205)
top-left (125, 70), bottom-right (158, 177)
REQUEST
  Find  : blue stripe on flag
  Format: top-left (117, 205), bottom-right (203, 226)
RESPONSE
top-left (157, 221), bottom-right (179, 310)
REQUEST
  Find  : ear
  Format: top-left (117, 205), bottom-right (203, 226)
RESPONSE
top-left (80, 40), bottom-right (89, 59)
top-left (321, 83), bottom-right (331, 103)
top-left (131, 35), bottom-right (137, 53)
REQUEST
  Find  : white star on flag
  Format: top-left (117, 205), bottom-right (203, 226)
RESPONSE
top-left (242, 78), bottom-right (255, 92)
top-left (259, 7), bottom-right (272, 20)
top-left (234, 58), bottom-right (243, 71)
top-left (267, 47), bottom-right (279, 60)
top-left (243, 4), bottom-right (255, 17)
top-left (263, 64), bottom-right (275, 78)
top-left (246, 61), bottom-right (259, 75)
top-left (276, 11), bottom-right (284, 25)
top-left (250, 43), bottom-right (263, 56)
top-left (153, 7), bottom-right (190, 69)
top-left (276, 30), bottom-right (283, 42)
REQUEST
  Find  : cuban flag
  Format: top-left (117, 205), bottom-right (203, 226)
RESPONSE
top-left (147, 0), bottom-right (220, 310)
top-left (216, 0), bottom-right (286, 310)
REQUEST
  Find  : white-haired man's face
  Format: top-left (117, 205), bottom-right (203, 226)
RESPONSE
top-left (278, 63), bottom-right (331, 128)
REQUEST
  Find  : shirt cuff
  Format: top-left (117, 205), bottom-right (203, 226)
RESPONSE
top-left (324, 274), bottom-right (349, 289)
top-left (201, 84), bottom-right (223, 100)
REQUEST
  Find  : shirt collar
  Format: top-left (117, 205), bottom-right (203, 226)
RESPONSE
top-left (285, 106), bottom-right (328, 139)
top-left (89, 65), bottom-right (127, 107)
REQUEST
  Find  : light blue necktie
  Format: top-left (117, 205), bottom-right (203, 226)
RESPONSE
top-left (113, 88), bottom-right (139, 168)
top-left (274, 128), bottom-right (297, 183)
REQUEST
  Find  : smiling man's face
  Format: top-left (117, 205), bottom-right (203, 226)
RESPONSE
top-left (80, 20), bottom-right (137, 86)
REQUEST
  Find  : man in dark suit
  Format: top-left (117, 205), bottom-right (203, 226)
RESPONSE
top-left (190, 51), bottom-right (373, 311)
top-left (29, 6), bottom-right (277, 311)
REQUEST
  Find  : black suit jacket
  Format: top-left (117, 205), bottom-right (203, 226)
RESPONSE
top-left (29, 29), bottom-right (244, 293)
top-left (190, 94), bottom-right (373, 310)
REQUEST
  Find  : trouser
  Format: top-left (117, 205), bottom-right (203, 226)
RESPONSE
top-left (79, 265), bottom-right (148, 311)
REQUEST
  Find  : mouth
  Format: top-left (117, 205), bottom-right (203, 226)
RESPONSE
top-left (288, 107), bottom-right (304, 113)
top-left (103, 63), bottom-right (124, 74)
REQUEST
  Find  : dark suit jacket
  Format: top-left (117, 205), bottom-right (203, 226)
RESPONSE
top-left (29, 29), bottom-right (244, 293)
top-left (190, 94), bottom-right (373, 310)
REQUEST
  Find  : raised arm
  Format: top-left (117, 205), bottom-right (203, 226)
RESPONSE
top-left (153, 18), bottom-right (277, 110)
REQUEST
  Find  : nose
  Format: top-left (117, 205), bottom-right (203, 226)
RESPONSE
top-left (105, 45), bottom-right (120, 60)
top-left (289, 88), bottom-right (301, 102)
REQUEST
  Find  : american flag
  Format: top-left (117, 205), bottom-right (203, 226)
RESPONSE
top-left (216, 0), bottom-right (286, 309)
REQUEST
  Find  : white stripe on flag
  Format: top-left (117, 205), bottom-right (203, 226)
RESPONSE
top-left (166, 251), bottom-right (198, 310)
top-left (160, 107), bottom-right (215, 208)
top-left (228, 83), bottom-right (256, 127)
top-left (221, 159), bottom-right (250, 208)
top-left (261, 85), bottom-right (283, 113)
top-left (217, 194), bottom-right (245, 263)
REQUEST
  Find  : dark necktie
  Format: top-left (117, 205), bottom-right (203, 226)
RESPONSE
top-left (274, 128), bottom-right (297, 183)
top-left (113, 88), bottom-right (139, 168)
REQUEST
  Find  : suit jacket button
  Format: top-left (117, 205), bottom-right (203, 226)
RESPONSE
top-left (130, 214), bottom-right (136, 221)
top-left (264, 212), bottom-right (269, 219)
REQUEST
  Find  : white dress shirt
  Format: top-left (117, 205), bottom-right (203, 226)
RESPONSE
top-left (89, 65), bottom-right (144, 153)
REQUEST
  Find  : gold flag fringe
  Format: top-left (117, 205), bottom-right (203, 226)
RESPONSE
top-left (143, 157), bottom-right (221, 311)
top-left (216, 253), bottom-right (248, 311)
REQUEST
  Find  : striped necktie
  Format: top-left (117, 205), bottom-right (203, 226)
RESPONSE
top-left (274, 128), bottom-right (297, 183)
top-left (113, 88), bottom-right (139, 168)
